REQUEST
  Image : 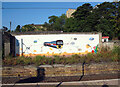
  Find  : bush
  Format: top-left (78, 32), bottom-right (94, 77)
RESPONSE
top-left (111, 46), bottom-right (120, 62)
top-left (54, 55), bottom-right (61, 64)
top-left (33, 55), bottom-right (45, 65)
top-left (47, 58), bottom-right (54, 65)
top-left (3, 46), bottom-right (120, 66)
top-left (16, 56), bottom-right (32, 65)
top-left (3, 56), bottom-right (15, 66)
top-left (112, 46), bottom-right (120, 55)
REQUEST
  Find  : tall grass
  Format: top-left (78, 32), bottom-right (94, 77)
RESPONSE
top-left (3, 46), bottom-right (120, 66)
top-left (111, 46), bottom-right (120, 62)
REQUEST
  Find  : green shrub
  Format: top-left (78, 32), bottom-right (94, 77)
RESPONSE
top-left (60, 57), bottom-right (67, 64)
top-left (16, 56), bottom-right (32, 65)
top-left (16, 57), bottom-right (23, 65)
top-left (47, 58), bottom-right (54, 65)
top-left (3, 56), bottom-right (15, 65)
top-left (86, 53), bottom-right (95, 63)
top-left (54, 56), bottom-right (61, 64)
top-left (112, 46), bottom-right (120, 55)
top-left (24, 57), bottom-right (32, 65)
top-left (66, 57), bottom-right (79, 64)
top-left (71, 54), bottom-right (80, 59)
top-left (111, 46), bottom-right (120, 62)
top-left (78, 55), bottom-right (86, 63)
top-left (33, 55), bottom-right (48, 66)
top-left (3, 46), bottom-right (120, 66)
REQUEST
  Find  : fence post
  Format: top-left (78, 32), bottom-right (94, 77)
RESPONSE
top-left (99, 32), bottom-right (102, 51)
top-left (0, 29), bottom-right (2, 86)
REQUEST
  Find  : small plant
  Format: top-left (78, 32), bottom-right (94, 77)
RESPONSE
top-left (33, 55), bottom-right (49, 65)
top-left (111, 46), bottom-right (120, 62)
top-left (47, 58), bottom-right (54, 65)
top-left (24, 57), bottom-right (32, 65)
top-left (112, 46), bottom-right (120, 54)
top-left (71, 54), bottom-right (80, 59)
top-left (2, 46), bottom-right (120, 66)
top-left (54, 56), bottom-right (61, 64)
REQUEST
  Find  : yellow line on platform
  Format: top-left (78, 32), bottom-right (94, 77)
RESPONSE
top-left (2, 69), bottom-right (120, 77)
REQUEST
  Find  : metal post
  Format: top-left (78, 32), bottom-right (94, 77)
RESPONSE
top-left (0, 29), bottom-right (2, 86)
top-left (0, 2), bottom-right (2, 86)
top-left (10, 21), bottom-right (11, 32)
top-left (99, 32), bottom-right (102, 51)
top-left (0, 30), bottom-right (2, 58)
top-left (21, 39), bottom-right (23, 56)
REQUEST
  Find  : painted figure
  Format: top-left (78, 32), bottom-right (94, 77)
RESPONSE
top-left (44, 40), bottom-right (63, 49)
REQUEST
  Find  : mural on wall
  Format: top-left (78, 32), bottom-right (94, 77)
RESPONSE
top-left (87, 37), bottom-right (98, 53)
top-left (89, 37), bottom-right (94, 41)
top-left (34, 40), bottom-right (37, 43)
top-left (15, 34), bottom-right (100, 56)
top-left (93, 45), bottom-right (98, 53)
top-left (44, 40), bottom-right (63, 49)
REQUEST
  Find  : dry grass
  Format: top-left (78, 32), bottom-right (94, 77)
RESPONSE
top-left (3, 46), bottom-right (120, 66)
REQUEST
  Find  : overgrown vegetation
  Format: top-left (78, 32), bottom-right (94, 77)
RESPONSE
top-left (3, 46), bottom-right (120, 66)
top-left (12, 2), bottom-right (120, 40)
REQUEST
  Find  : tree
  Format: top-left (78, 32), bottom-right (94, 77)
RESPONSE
top-left (11, 2), bottom-right (119, 39)
top-left (117, 1), bottom-right (120, 39)
top-left (72, 3), bottom-right (93, 20)
top-left (21, 25), bottom-right (35, 32)
top-left (15, 25), bottom-right (21, 32)
top-left (64, 18), bottom-right (84, 32)
top-left (48, 15), bottom-right (58, 24)
top-left (45, 14), bottom-right (67, 31)
top-left (70, 2), bottom-right (120, 39)
top-left (112, 1), bottom-right (120, 39)
top-left (64, 3), bottom-right (94, 32)
top-left (93, 2), bottom-right (118, 39)
top-left (43, 22), bottom-right (53, 31)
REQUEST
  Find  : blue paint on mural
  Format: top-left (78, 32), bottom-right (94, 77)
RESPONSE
top-left (34, 40), bottom-right (37, 43)
top-left (89, 37), bottom-right (94, 41)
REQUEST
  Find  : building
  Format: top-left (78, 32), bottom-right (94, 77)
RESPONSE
top-left (66, 9), bottom-right (76, 18)
top-left (0, 30), bottom-right (14, 58)
top-left (113, 0), bottom-right (119, 2)
top-left (102, 36), bottom-right (109, 42)
top-left (11, 32), bottom-right (102, 56)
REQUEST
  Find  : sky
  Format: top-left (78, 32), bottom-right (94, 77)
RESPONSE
top-left (0, 0), bottom-right (116, 30)
top-left (0, 0), bottom-right (114, 2)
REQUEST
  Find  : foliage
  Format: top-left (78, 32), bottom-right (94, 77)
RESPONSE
top-left (33, 55), bottom-right (46, 65)
top-left (111, 46), bottom-right (120, 61)
top-left (3, 46), bottom-right (120, 66)
top-left (44, 14), bottom-right (67, 31)
top-left (12, 2), bottom-right (120, 40)
top-left (43, 2), bottom-right (120, 40)
top-left (72, 3), bottom-right (93, 20)
top-left (21, 25), bottom-right (35, 32)
top-left (15, 25), bottom-right (21, 32)
top-left (15, 56), bottom-right (32, 65)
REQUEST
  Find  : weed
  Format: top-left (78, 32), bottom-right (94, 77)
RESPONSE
top-left (3, 46), bottom-right (120, 66)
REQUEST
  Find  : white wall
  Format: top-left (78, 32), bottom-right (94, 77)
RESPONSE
top-left (15, 33), bottom-right (100, 56)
